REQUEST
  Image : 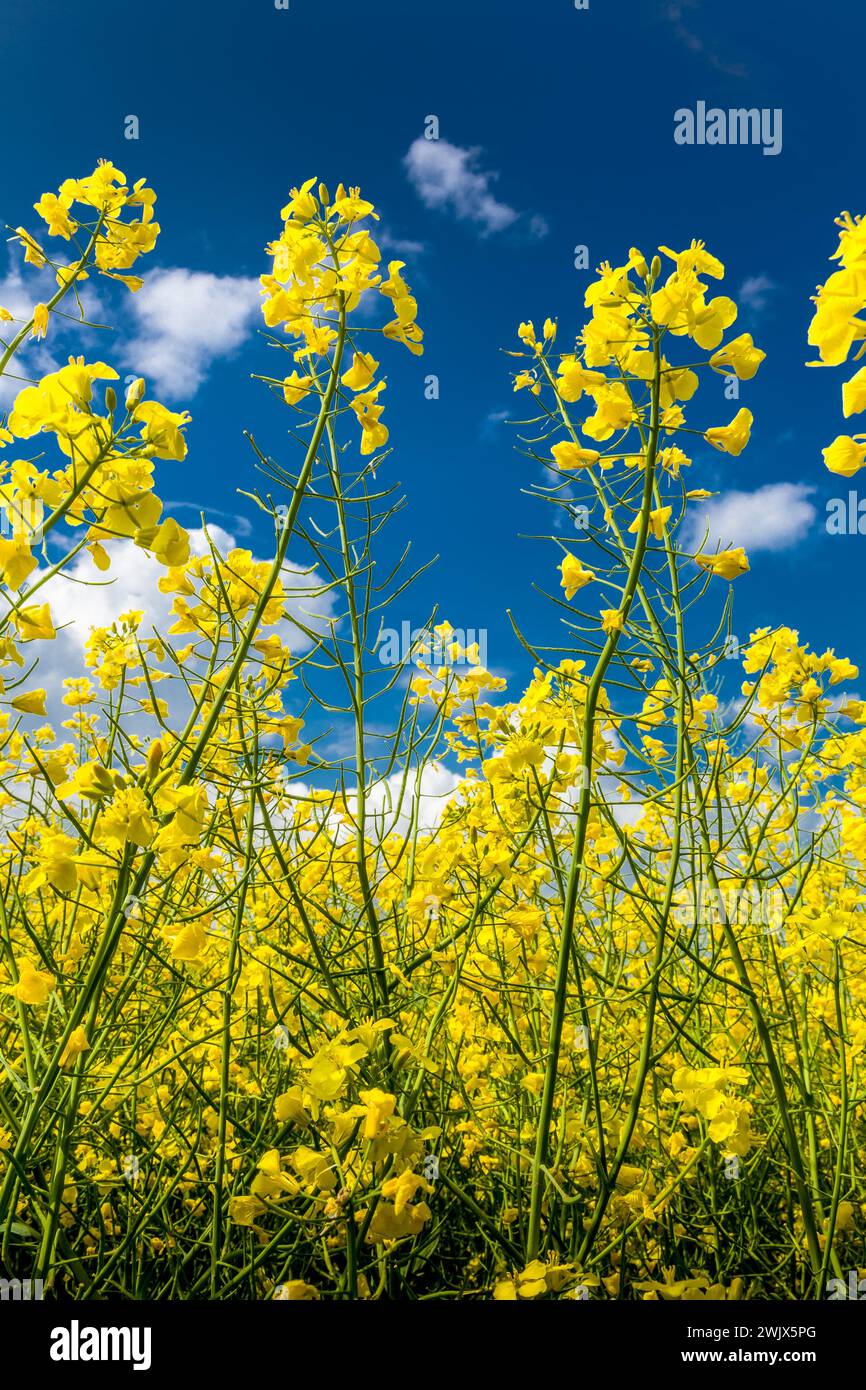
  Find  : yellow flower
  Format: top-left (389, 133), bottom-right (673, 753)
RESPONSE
top-left (31, 303), bottom-right (49, 340)
top-left (691, 295), bottom-right (737, 350)
top-left (843, 365), bottom-right (866, 417)
top-left (600, 607), bottom-right (626, 635)
top-left (380, 1169), bottom-right (431, 1216)
top-left (60, 1026), bottom-right (89, 1068)
top-left (228, 1195), bottom-right (264, 1227)
top-left (0, 535), bottom-right (37, 590)
top-left (350, 383), bottom-right (389, 455)
top-left (133, 400), bottom-right (190, 460)
top-left (516, 1260), bottom-right (549, 1299)
top-left (274, 1086), bottom-right (311, 1127)
top-left (808, 277), bottom-right (866, 365)
top-left (379, 261), bottom-right (423, 355)
top-left (21, 831), bottom-right (79, 894)
top-left (823, 433), bottom-right (866, 477)
top-left (57, 761), bottom-right (115, 800)
top-left (341, 351), bottom-right (379, 391)
top-left (303, 1040), bottom-right (365, 1101)
top-left (145, 517), bottom-right (190, 567)
top-left (100, 789), bottom-right (156, 848)
top-left (291, 1145), bottom-right (337, 1191)
top-left (513, 369), bottom-right (539, 393)
top-left (274, 1280), bottom-right (319, 1301)
top-left (6, 958), bottom-right (55, 1006)
top-left (559, 554), bottom-right (595, 599)
top-left (551, 441), bottom-right (601, 470)
top-left (88, 541), bottom-right (111, 571)
top-left (328, 185), bottom-right (375, 222)
top-left (695, 548), bottom-right (750, 580)
top-left (555, 358), bottom-right (605, 402)
top-left (34, 191), bottom-right (77, 239)
top-left (582, 382), bottom-right (633, 440)
top-left (170, 921), bottom-right (208, 962)
top-left (704, 407), bottom-right (753, 456)
top-left (359, 1087), bottom-right (396, 1140)
top-left (16, 226), bottom-right (46, 267)
top-left (10, 688), bottom-right (46, 715)
top-left (251, 1149), bottom-right (300, 1200)
top-left (709, 333), bottom-right (766, 381)
top-left (282, 371), bottom-right (313, 406)
top-left (629, 505), bottom-right (671, 541)
top-left (14, 603), bottom-right (55, 641)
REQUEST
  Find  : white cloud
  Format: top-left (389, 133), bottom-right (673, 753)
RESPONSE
top-left (270, 759), bottom-right (463, 850)
top-left (17, 525), bottom-right (336, 729)
top-left (404, 138), bottom-right (548, 238)
top-left (684, 482), bottom-right (816, 553)
top-left (123, 268), bottom-right (260, 400)
top-left (164, 502), bottom-right (252, 538)
top-left (739, 274), bottom-right (776, 312)
top-left (361, 760), bottom-right (462, 837)
top-left (0, 262), bottom-right (37, 324)
top-left (378, 229), bottom-right (427, 256)
top-left (0, 256), bottom-right (258, 409)
top-left (481, 408), bottom-right (509, 438)
top-left (0, 342), bottom-right (61, 409)
top-left (0, 260), bottom-right (102, 407)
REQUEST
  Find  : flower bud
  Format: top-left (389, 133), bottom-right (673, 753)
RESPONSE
top-left (105, 386), bottom-right (117, 413)
top-left (125, 377), bottom-right (145, 411)
top-left (146, 739), bottom-right (164, 779)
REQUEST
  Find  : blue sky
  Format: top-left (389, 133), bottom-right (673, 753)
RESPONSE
top-left (2, 0), bottom-right (865, 736)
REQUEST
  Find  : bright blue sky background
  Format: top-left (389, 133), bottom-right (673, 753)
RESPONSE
top-left (2, 0), bottom-right (864, 734)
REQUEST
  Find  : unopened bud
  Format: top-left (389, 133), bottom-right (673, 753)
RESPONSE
top-left (146, 739), bottom-right (164, 779)
top-left (105, 386), bottom-right (117, 413)
top-left (650, 255), bottom-right (662, 281)
top-left (125, 377), bottom-right (145, 411)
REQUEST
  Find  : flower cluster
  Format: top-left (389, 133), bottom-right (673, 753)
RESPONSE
top-left (0, 172), bottom-right (861, 1306)
top-left (808, 211), bottom-right (866, 476)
